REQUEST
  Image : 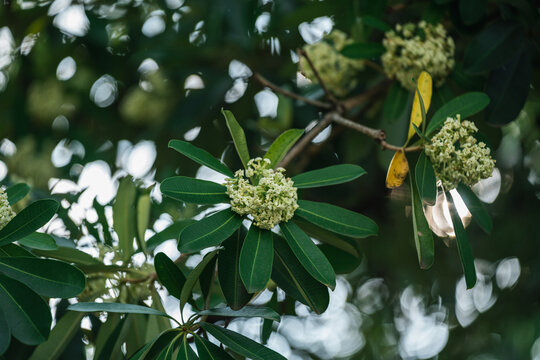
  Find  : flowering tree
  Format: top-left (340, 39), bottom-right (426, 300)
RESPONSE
top-left (0, 0), bottom-right (538, 359)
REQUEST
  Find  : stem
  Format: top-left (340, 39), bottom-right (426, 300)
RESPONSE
top-left (253, 73), bottom-right (332, 110)
top-left (298, 48), bottom-right (340, 107)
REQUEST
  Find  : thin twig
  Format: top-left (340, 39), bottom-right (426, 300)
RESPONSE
top-left (331, 113), bottom-right (423, 152)
top-left (278, 112), bottom-right (335, 168)
top-left (298, 48), bottom-right (340, 107)
top-left (363, 60), bottom-right (386, 75)
top-left (253, 73), bottom-right (332, 109)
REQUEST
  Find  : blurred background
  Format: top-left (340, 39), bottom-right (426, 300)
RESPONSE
top-left (1, 0), bottom-right (539, 359)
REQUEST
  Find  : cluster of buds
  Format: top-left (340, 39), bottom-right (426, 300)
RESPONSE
top-left (225, 158), bottom-right (298, 229)
top-left (300, 30), bottom-right (365, 97)
top-left (382, 21), bottom-right (455, 90)
top-left (0, 188), bottom-right (15, 230)
top-left (425, 116), bottom-right (495, 190)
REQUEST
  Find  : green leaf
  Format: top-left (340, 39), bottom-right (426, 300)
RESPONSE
top-left (412, 124), bottom-right (431, 143)
top-left (449, 197), bottom-right (477, 289)
top-left (361, 15), bottom-right (391, 31)
top-left (459, 0), bottom-right (487, 25)
top-left (0, 309), bottom-right (10, 355)
top-left (409, 176), bottom-right (435, 270)
top-left (272, 235), bottom-right (329, 314)
top-left (146, 221), bottom-right (194, 251)
top-left (136, 188), bottom-right (152, 254)
top-left (415, 152), bottom-right (437, 205)
top-left (32, 246), bottom-right (101, 266)
top-left (131, 330), bottom-right (181, 360)
top-left (6, 183), bottom-right (30, 205)
top-left (94, 198), bottom-right (113, 246)
top-left (0, 199), bottom-right (59, 247)
top-left (218, 229), bottom-right (252, 310)
top-left (279, 221), bottom-right (336, 289)
top-left (198, 306), bottom-right (280, 322)
top-left (95, 315), bottom-right (126, 360)
top-left (199, 255), bottom-right (217, 307)
top-left (0, 243), bottom-right (35, 257)
top-left (200, 323), bottom-right (286, 360)
top-left (456, 184), bottom-right (493, 234)
top-left (154, 252), bottom-right (187, 299)
top-left (426, 92), bottom-right (490, 136)
top-left (194, 334), bottom-right (234, 360)
top-left (382, 83), bottom-right (410, 122)
top-left (0, 274), bottom-right (51, 345)
top-left (180, 250), bottom-right (218, 311)
top-left (29, 310), bottom-right (85, 360)
top-left (239, 226), bottom-right (273, 293)
top-left (177, 335), bottom-right (198, 360)
top-left (126, 314), bottom-right (149, 358)
top-left (341, 42), bottom-right (385, 59)
top-left (18, 232), bottom-right (58, 250)
top-left (222, 109), bottom-right (250, 169)
top-left (0, 257), bottom-right (85, 298)
top-left (169, 140), bottom-right (234, 178)
top-left (485, 46), bottom-right (531, 125)
top-left (178, 209), bottom-right (243, 253)
top-left (319, 244), bottom-right (361, 274)
top-left (291, 164), bottom-right (366, 188)
top-left (294, 218), bottom-right (360, 257)
top-left (161, 176), bottom-right (229, 204)
top-left (67, 302), bottom-right (174, 321)
top-left (264, 129), bottom-right (304, 169)
top-left (295, 200), bottom-right (378, 238)
top-left (113, 177), bottom-right (137, 262)
top-left (463, 21), bottom-right (524, 74)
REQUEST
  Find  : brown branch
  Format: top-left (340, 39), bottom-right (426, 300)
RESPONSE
top-left (253, 73), bottom-right (332, 109)
top-left (330, 113), bottom-right (423, 152)
top-left (298, 48), bottom-right (340, 107)
top-left (278, 112), bottom-right (336, 168)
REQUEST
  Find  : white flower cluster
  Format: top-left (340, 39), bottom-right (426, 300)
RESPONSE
top-left (300, 30), bottom-right (365, 97)
top-left (0, 188), bottom-right (15, 230)
top-left (425, 116), bottom-right (495, 190)
top-left (225, 158), bottom-right (298, 230)
top-left (382, 21), bottom-right (455, 90)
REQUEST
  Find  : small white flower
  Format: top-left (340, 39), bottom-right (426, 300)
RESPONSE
top-left (225, 158), bottom-right (298, 230)
top-left (0, 188), bottom-right (16, 230)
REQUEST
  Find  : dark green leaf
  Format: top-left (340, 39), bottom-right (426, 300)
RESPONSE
top-left (264, 129), bottom-right (304, 169)
top-left (294, 218), bottom-right (360, 257)
top-left (459, 0), bottom-right (487, 25)
top-left (222, 109), bottom-right (250, 169)
top-left (0, 257), bottom-right (85, 298)
top-left (179, 209), bottom-right (243, 253)
top-left (291, 164), bottom-right (366, 188)
top-left (67, 302), bottom-right (173, 320)
top-left (0, 309), bottom-right (10, 355)
top-left (169, 140), bottom-right (234, 177)
top-left (95, 316), bottom-right (126, 360)
top-left (177, 335), bottom-right (198, 360)
top-left (218, 229), bottom-right (252, 310)
top-left (463, 21), bottom-right (524, 74)
top-left (0, 274), bottom-right (51, 345)
top-left (0, 199), bottom-right (59, 247)
top-left (194, 334), bottom-right (234, 360)
top-left (6, 183), bottom-right (30, 205)
top-left (239, 226), bottom-right (273, 293)
top-left (341, 42), bottom-right (385, 59)
top-left (383, 83), bottom-right (410, 122)
top-left (261, 291), bottom-right (277, 345)
top-left (113, 177), bottom-right (137, 262)
top-left (410, 176), bottom-right (435, 270)
top-left (198, 306), bottom-right (280, 322)
top-left (361, 15), bottom-right (391, 31)
top-left (295, 200), bottom-right (378, 238)
top-left (18, 232), bottom-right (58, 250)
top-left (29, 310), bottom-right (85, 360)
top-left (426, 92), bottom-right (490, 136)
top-left (412, 124), bottom-right (431, 143)
top-left (146, 221), bottom-right (194, 251)
top-left (161, 177), bottom-right (229, 204)
top-left (319, 244), bottom-right (361, 274)
top-left (279, 221), bottom-right (336, 288)
top-left (272, 236), bottom-right (329, 314)
top-left (180, 250), bottom-right (218, 311)
top-left (32, 246), bottom-right (102, 266)
top-left (449, 197), bottom-right (477, 289)
top-left (94, 198), bottom-right (113, 246)
top-left (457, 184), bottom-right (493, 234)
top-left (415, 152), bottom-right (437, 205)
top-left (154, 252), bottom-right (187, 299)
top-left (131, 330), bottom-right (181, 360)
top-left (200, 323), bottom-right (286, 360)
top-left (199, 254), bottom-right (217, 308)
top-left (136, 188), bottom-right (152, 255)
top-left (0, 243), bottom-right (35, 257)
top-left (485, 46), bottom-right (531, 125)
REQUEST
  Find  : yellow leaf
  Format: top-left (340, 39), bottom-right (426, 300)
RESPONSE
top-left (385, 151), bottom-right (409, 189)
top-left (407, 71), bottom-right (432, 142)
